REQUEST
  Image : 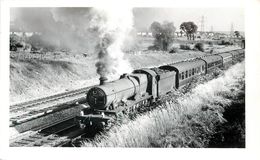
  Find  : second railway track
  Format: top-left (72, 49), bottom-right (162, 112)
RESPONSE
top-left (10, 118), bottom-right (88, 147)
top-left (9, 86), bottom-right (96, 127)
top-left (10, 86), bottom-right (92, 112)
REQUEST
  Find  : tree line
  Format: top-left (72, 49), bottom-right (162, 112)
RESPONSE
top-left (149, 21), bottom-right (198, 51)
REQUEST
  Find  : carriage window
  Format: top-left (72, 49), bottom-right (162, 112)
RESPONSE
top-left (192, 68), bottom-right (195, 75)
top-left (202, 65), bottom-right (204, 71)
top-left (181, 72), bottom-right (184, 79)
top-left (189, 69), bottom-right (192, 77)
top-left (185, 71), bottom-right (188, 78)
top-left (179, 73), bottom-right (181, 80)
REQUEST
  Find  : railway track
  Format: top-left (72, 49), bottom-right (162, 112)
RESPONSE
top-left (10, 118), bottom-right (87, 147)
top-left (10, 86), bottom-right (91, 112)
top-left (10, 86), bottom-right (93, 127)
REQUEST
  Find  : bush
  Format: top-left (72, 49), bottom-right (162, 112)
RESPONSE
top-left (218, 40), bottom-right (233, 46)
top-left (194, 43), bottom-right (204, 52)
top-left (180, 44), bottom-right (192, 50)
top-left (208, 41), bottom-right (213, 46)
top-left (169, 47), bottom-right (179, 53)
top-left (148, 45), bottom-right (160, 51)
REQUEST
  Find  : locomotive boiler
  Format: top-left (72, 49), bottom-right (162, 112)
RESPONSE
top-left (87, 73), bottom-right (148, 110)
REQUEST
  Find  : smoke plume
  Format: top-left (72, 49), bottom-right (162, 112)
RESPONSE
top-left (91, 7), bottom-right (133, 78)
top-left (11, 8), bottom-right (100, 52)
top-left (11, 7), bottom-right (134, 78)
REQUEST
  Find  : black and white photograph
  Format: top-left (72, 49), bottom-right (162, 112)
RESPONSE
top-left (8, 6), bottom-right (246, 147)
top-left (0, 0), bottom-right (260, 159)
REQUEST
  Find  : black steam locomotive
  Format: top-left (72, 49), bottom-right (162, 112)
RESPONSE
top-left (76, 49), bottom-right (244, 129)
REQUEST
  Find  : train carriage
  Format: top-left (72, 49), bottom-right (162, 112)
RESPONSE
top-left (230, 50), bottom-right (241, 59)
top-left (237, 49), bottom-right (245, 58)
top-left (160, 59), bottom-right (206, 88)
top-left (218, 52), bottom-right (233, 68)
top-left (229, 50), bottom-right (243, 64)
top-left (200, 55), bottom-right (222, 73)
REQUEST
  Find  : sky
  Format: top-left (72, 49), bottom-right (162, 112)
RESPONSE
top-left (10, 7), bottom-right (244, 32)
top-left (133, 8), bottom-right (244, 32)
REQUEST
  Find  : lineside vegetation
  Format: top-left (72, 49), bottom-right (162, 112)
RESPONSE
top-left (82, 62), bottom-right (245, 147)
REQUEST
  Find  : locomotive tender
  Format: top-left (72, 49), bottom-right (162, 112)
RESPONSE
top-left (76, 49), bottom-right (245, 128)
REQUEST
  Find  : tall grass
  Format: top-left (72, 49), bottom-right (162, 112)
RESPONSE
top-left (82, 61), bottom-right (245, 147)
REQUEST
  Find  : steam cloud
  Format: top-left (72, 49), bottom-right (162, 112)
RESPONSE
top-left (91, 7), bottom-right (133, 78)
top-left (11, 7), bottom-right (134, 78)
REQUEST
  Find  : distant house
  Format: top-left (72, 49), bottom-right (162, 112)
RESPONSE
top-left (10, 31), bottom-right (41, 37)
top-left (147, 32), bottom-right (152, 37)
top-left (137, 32), bottom-right (142, 36)
top-left (137, 31), bottom-right (153, 37)
top-left (141, 32), bottom-right (147, 36)
top-left (208, 32), bottom-right (214, 37)
top-left (175, 32), bottom-right (180, 37)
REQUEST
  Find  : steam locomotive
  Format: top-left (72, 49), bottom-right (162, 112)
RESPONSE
top-left (76, 49), bottom-right (245, 129)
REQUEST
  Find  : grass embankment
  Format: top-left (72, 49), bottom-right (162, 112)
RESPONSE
top-left (82, 61), bottom-right (245, 147)
top-left (10, 58), bottom-right (97, 103)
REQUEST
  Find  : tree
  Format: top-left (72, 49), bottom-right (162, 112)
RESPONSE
top-left (234, 31), bottom-right (240, 38)
top-left (180, 22), bottom-right (198, 40)
top-left (10, 34), bottom-right (23, 51)
top-left (150, 22), bottom-right (162, 37)
top-left (149, 21), bottom-right (176, 51)
top-left (180, 30), bottom-right (183, 37)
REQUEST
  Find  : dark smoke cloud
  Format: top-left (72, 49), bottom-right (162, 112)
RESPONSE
top-left (11, 7), bottom-right (100, 53)
top-left (95, 34), bottom-right (115, 77)
top-left (11, 7), bottom-right (134, 78)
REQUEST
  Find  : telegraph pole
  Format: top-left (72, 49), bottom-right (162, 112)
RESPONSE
top-left (210, 26), bottom-right (213, 32)
top-left (230, 23), bottom-right (234, 36)
top-left (200, 16), bottom-right (205, 32)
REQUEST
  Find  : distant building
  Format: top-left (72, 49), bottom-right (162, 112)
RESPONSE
top-left (137, 31), bottom-right (153, 37)
top-left (10, 32), bottom-right (41, 37)
top-left (147, 32), bottom-right (152, 37)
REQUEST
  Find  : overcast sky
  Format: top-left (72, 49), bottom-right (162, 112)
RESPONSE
top-left (11, 7), bottom-right (244, 32)
top-left (133, 8), bottom-right (244, 32)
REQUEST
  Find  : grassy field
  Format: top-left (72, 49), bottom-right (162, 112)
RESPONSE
top-left (82, 61), bottom-right (245, 147)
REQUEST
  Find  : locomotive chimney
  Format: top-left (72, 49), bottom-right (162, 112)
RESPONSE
top-left (99, 76), bottom-right (108, 85)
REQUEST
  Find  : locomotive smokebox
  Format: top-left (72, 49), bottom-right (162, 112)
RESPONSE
top-left (99, 76), bottom-right (108, 85)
